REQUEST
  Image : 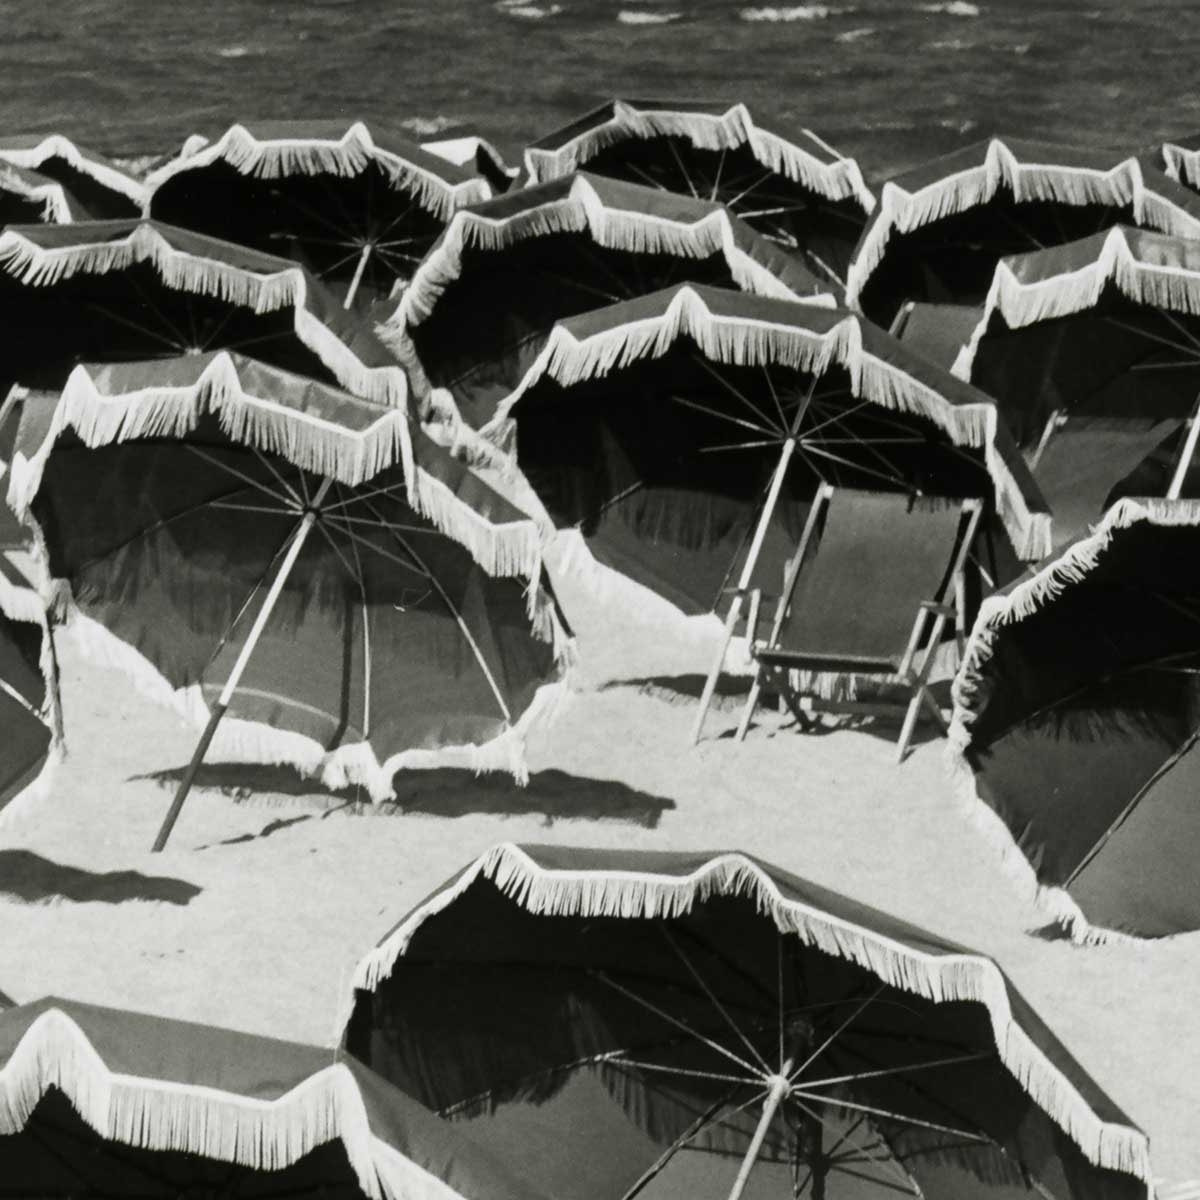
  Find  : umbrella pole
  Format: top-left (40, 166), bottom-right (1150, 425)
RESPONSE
top-left (1167, 395), bottom-right (1200, 498)
top-left (690, 438), bottom-right (796, 745)
top-left (343, 244), bottom-right (372, 310)
top-left (726, 1061), bottom-right (793, 1200)
top-left (151, 480), bottom-right (333, 852)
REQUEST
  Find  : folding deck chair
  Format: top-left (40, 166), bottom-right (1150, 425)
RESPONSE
top-left (1028, 410), bottom-right (1193, 549)
top-left (735, 486), bottom-right (982, 761)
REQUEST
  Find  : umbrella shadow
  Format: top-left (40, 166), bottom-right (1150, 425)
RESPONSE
top-left (138, 763), bottom-right (675, 829)
top-left (0, 850), bottom-right (201, 906)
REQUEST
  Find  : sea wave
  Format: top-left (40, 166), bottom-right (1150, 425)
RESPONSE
top-left (836, 26), bottom-right (875, 42)
top-left (917, 2), bottom-right (980, 14)
top-left (495, 0), bottom-right (563, 17)
top-left (739, 5), bottom-right (839, 21)
top-left (399, 115), bottom-right (459, 136)
top-left (617, 9), bottom-right (682, 22)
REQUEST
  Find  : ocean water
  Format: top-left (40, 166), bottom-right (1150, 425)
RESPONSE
top-left (0, 0), bottom-right (1196, 179)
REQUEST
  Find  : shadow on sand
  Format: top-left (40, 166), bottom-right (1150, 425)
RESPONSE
top-left (0, 850), bottom-right (201, 906)
top-left (139, 763), bottom-right (676, 829)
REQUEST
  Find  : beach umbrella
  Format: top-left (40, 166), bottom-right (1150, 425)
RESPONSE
top-left (377, 172), bottom-right (837, 419)
top-left (951, 226), bottom-right (1200, 548)
top-left (146, 120), bottom-right (492, 311)
top-left (8, 352), bottom-right (567, 850)
top-left (345, 842), bottom-right (1151, 1200)
top-left (522, 100), bottom-right (874, 288)
top-left (0, 218), bottom-right (408, 410)
top-left (0, 133), bottom-right (145, 219)
top-left (0, 996), bottom-right (546, 1199)
top-left (422, 128), bottom-right (519, 195)
top-left (479, 284), bottom-right (1048, 718)
top-left (0, 162), bottom-right (90, 226)
top-left (845, 137), bottom-right (1200, 328)
top-left (1160, 134), bottom-right (1200, 195)
top-left (950, 498), bottom-right (1200, 942)
top-left (0, 556), bottom-right (55, 825)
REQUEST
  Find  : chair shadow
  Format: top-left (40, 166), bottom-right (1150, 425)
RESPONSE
top-left (0, 987), bottom-right (12, 1008)
top-left (138, 763), bottom-right (675, 829)
top-left (0, 850), bottom-right (201, 906)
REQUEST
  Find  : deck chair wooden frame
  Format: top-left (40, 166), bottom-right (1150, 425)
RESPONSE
top-left (735, 485), bottom-right (982, 762)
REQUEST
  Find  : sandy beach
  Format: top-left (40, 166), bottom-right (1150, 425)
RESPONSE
top-left (0, 558), bottom-right (1197, 1188)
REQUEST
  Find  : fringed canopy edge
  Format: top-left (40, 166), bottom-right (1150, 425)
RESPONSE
top-left (523, 101), bottom-right (875, 213)
top-left (0, 223), bottom-right (410, 410)
top-left (380, 174), bottom-right (836, 341)
top-left (486, 284), bottom-right (1051, 559)
top-left (1162, 142), bottom-right (1200, 191)
top-left (952, 225), bottom-right (1200, 378)
top-left (845, 139), bottom-right (1200, 311)
top-left (0, 135), bottom-right (147, 207)
top-left (349, 841), bottom-right (1152, 1188)
top-left (0, 165), bottom-right (78, 225)
top-left (144, 121), bottom-right (491, 222)
top-left (0, 1006), bottom-right (472, 1200)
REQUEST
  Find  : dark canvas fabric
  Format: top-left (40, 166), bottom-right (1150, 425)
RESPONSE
top-left (0, 137), bottom-right (140, 219)
top-left (963, 516), bottom-right (1200, 936)
top-left (0, 219), bottom-right (398, 402)
top-left (347, 845), bottom-right (1141, 1200)
top-left (852, 144), bottom-right (1200, 327)
top-left (771, 490), bottom-right (968, 667)
top-left (0, 998), bottom-right (543, 1200)
top-left (149, 122), bottom-right (477, 306)
top-left (0, 601), bottom-right (49, 816)
top-left (891, 302), bottom-right (984, 370)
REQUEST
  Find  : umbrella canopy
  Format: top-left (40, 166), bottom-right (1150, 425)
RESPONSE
top-left (951, 227), bottom-right (1200, 546)
top-left (522, 100), bottom-right (874, 288)
top-left (950, 498), bottom-right (1200, 942)
top-left (1160, 134), bottom-right (1200, 194)
top-left (7, 352), bottom-right (566, 824)
top-left (0, 218), bottom-right (408, 410)
top-left (0, 162), bottom-right (89, 226)
top-left (146, 120), bottom-right (492, 311)
top-left (479, 284), bottom-right (1048, 619)
top-left (377, 172), bottom-right (837, 418)
top-left (0, 133), bottom-right (145, 218)
top-left (422, 130), bottom-right (519, 196)
top-left (0, 556), bottom-right (55, 825)
top-left (346, 842), bottom-right (1151, 1200)
top-left (845, 137), bottom-right (1200, 328)
top-left (0, 996), bottom-right (546, 1200)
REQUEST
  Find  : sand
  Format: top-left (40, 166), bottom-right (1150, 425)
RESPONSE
top-left (0, 560), bottom-right (1197, 1190)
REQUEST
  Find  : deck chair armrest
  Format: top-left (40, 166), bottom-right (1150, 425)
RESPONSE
top-left (917, 600), bottom-right (955, 618)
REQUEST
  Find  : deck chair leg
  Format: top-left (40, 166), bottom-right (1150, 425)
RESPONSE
top-left (736, 672), bottom-right (765, 741)
top-left (896, 612), bottom-right (948, 763)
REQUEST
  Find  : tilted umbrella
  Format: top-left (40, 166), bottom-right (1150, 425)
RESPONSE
top-left (421, 128), bottom-right (519, 196)
top-left (1160, 134), bottom-right (1200, 195)
top-left (0, 133), bottom-right (145, 219)
top-left (0, 997), bottom-right (546, 1199)
top-left (7, 352), bottom-right (568, 850)
top-left (377, 172), bottom-right (837, 420)
top-left (0, 218), bottom-right (408, 409)
top-left (0, 162), bottom-right (90, 227)
top-left (477, 284), bottom-right (1049, 725)
top-left (522, 100), bottom-right (874, 288)
top-left (0, 556), bottom-right (56, 825)
top-left (146, 120), bottom-right (492, 311)
top-left (951, 226), bottom-right (1200, 548)
top-left (950, 498), bottom-right (1200, 942)
top-left (845, 137), bottom-right (1200, 328)
top-left (345, 843), bottom-right (1151, 1200)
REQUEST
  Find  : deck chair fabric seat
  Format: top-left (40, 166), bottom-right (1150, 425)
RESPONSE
top-left (888, 301), bottom-right (984, 372)
top-left (738, 486), bottom-right (982, 759)
top-left (1032, 415), bottom-right (1183, 549)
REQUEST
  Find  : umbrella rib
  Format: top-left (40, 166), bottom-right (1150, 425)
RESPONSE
top-left (591, 969), bottom-right (765, 1077)
top-left (85, 301), bottom-right (186, 354)
top-left (124, 271), bottom-right (195, 351)
top-left (697, 438), bottom-right (786, 453)
top-left (320, 514), bottom-right (427, 581)
top-left (799, 1049), bottom-right (991, 1090)
top-left (691, 354), bottom-right (785, 432)
top-left (658, 923), bottom-right (774, 1074)
top-left (1159, 310), bottom-right (1200, 354)
top-left (358, 497), bottom-right (516, 723)
top-left (1102, 316), bottom-right (1200, 360)
top-left (610, 1056), bottom-right (756, 1087)
top-left (790, 983), bottom-right (885, 1082)
top-left (669, 392), bottom-right (775, 437)
top-left (254, 447), bottom-right (305, 507)
top-left (185, 447), bottom-right (300, 510)
top-left (789, 1089), bottom-right (990, 1145)
top-left (799, 443), bottom-right (912, 491)
top-left (207, 500), bottom-right (296, 517)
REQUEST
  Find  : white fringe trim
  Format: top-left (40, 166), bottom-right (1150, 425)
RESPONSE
top-left (523, 101), bottom-right (875, 213)
top-left (0, 164), bottom-right (76, 225)
top-left (953, 225), bottom-right (1200, 379)
top-left (381, 174), bottom-right (837, 344)
top-left (1162, 142), bottom-right (1200, 192)
top-left (144, 122), bottom-right (490, 221)
top-left (0, 223), bottom-right (409, 411)
top-left (0, 1006), bottom-right (472, 1200)
top-left (350, 841), bottom-right (1152, 1187)
top-left (846, 140), bottom-right (1200, 311)
top-left (486, 285), bottom-right (1049, 560)
top-left (0, 135), bottom-right (147, 208)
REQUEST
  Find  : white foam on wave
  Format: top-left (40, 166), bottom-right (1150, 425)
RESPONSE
top-left (495, 0), bottom-right (563, 16)
top-left (617, 9), bottom-right (682, 23)
top-left (216, 45), bottom-right (255, 58)
top-left (918, 1), bottom-right (980, 14)
top-left (836, 26), bottom-right (875, 41)
top-left (928, 37), bottom-right (973, 50)
top-left (739, 5), bottom-right (836, 21)
top-left (400, 115), bottom-right (458, 136)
